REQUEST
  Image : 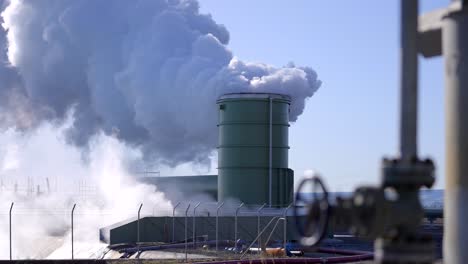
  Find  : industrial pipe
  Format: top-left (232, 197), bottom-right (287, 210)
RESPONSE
top-left (443, 6), bottom-right (468, 263)
top-left (9, 202), bottom-right (13, 260)
top-left (172, 202), bottom-right (180, 242)
top-left (234, 202), bottom-right (244, 250)
top-left (119, 240), bottom-right (372, 263)
top-left (216, 202), bottom-right (225, 251)
top-left (194, 255), bottom-right (373, 264)
top-left (71, 203), bottom-right (76, 260)
top-left (400, 0), bottom-right (419, 160)
top-left (193, 202), bottom-right (201, 248)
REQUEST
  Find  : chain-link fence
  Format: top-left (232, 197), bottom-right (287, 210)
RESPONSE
top-left (1, 199), bottom-right (301, 261)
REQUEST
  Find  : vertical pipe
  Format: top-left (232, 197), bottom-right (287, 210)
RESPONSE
top-left (235, 203), bottom-right (244, 250)
top-left (9, 202), bottom-right (13, 261)
top-left (184, 204), bottom-right (191, 262)
top-left (257, 203), bottom-right (266, 253)
top-left (216, 202), bottom-right (224, 251)
top-left (172, 202), bottom-right (180, 242)
top-left (443, 8), bottom-right (468, 263)
top-left (137, 203), bottom-right (143, 247)
top-left (399, 0), bottom-right (419, 160)
top-left (71, 203), bottom-right (76, 260)
top-left (193, 202), bottom-right (201, 249)
top-left (269, 97), bottom-right (273, 206)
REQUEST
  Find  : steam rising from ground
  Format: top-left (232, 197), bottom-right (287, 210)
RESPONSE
top-left (0, 0), bottom-right (321, 166)
top-left (0, 123), bottom-right (173, 259)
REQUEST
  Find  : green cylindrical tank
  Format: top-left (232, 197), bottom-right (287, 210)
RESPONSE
top-left (217, 93), bottom-right (294, 207)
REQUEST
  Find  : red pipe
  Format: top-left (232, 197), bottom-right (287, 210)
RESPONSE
top-left (193, 254), bottom-right (373, 264)
top-left (317, 247), bottom-right (372, 256)
top-left (193, 248), bottom-right (373, 264)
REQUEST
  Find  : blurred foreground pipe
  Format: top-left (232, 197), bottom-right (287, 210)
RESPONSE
top-left (443, 7), bottom-right (468, 263)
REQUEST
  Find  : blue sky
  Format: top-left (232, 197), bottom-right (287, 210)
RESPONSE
top-left (198, 0), bottom-right (449, 191)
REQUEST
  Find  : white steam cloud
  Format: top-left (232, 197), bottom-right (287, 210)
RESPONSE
top-left (0, 122), bottom-right (173, 259)
top-left (0, 0), bottom-right (321, 166)
top-left (0, 0), bottom-right (321, 258)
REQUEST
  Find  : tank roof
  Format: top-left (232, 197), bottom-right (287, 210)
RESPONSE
top-left (218, 92), bottom-right (291, 101)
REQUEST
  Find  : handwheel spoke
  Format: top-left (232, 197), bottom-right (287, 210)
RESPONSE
top-left (294, 174), bottom-right (330, 247)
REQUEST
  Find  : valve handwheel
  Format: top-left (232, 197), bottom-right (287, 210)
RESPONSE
top-left (294, 175), bottom-right (330, 246)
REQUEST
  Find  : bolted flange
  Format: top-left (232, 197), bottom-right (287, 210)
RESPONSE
top-left (382, 158), bottom-right (435, 189)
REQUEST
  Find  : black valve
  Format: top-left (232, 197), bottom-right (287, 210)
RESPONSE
top-left (293, 158), bottom-right (436, 263)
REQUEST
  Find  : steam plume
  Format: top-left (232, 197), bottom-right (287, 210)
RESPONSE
top-left (0, 0), bottom-right (321, 166)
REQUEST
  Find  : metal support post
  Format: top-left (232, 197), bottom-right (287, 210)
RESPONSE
top-left (172, 202), bottom-right (180, 242)
top-left (443, 6), bottom-right (468, 263)
top-left (234, 203), bottom-right (244, 250)
top-left (71, 203), bottom-right (76, 260)
top-left (257, 203), bottom-right (266, 253)
top-left (283, 203), bottom-right (292, 249)
top-left (184, 204), bottom-right (191, 262)
top-left (137, 203), bottom-right (143, 247)
top-left (9, 202), bottom-right (13, 261)
top-left (192, 202), bottom-right (201, 248)
top-left (215, 202), bottom-right (224, 251)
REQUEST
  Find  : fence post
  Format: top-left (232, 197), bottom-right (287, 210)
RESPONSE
top-left (9, 202), bottom-right (14, 261)
top-left (71, 203), bottom-right (76, 260)
top-left (185, 204), bottom-right (191, 262)
top-left (235, 203), bottom-right (244, 250)
top-left (193, 202), bottom-right (201, 249)
top-left (216, 202), bottom-right (225, 251)
top-left (283, 203), bottom-right (292, 250)
top-left (137, 203), bottom-right (143, 253)
top-left (172, 202), bottom-right (180, 242)
top-left (257, 203), bottom-right (266, 253)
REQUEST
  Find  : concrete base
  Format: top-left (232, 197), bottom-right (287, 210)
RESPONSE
top-left (100, 215), bottom-right (297, 245)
